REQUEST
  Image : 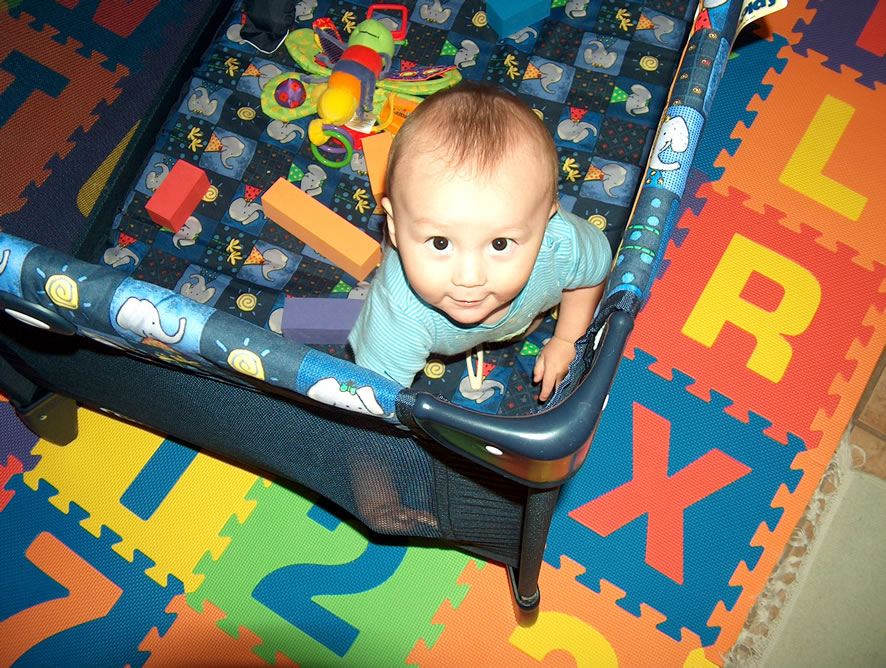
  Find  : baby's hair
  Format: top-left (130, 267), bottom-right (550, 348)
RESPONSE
top-left (385, 81), bottom-right (559, 204)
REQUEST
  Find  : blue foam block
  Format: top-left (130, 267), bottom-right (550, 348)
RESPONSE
top-left (282, 297), bottom-right (364, 344)
top-left (486, 0), bottom-right (550, 38)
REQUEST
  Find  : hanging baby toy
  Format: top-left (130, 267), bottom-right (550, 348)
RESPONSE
top-left (261, 4), bottom-right (461, 168)
top-left (306, 10), bottom-right (398, 159)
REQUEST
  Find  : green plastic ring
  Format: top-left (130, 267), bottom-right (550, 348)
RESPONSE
top-left (310, 128), bottom-right (353, 169)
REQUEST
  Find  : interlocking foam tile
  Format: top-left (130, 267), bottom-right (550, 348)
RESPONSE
top-left (0, 401), bottom-right (40, 471)
top-left (628, 183), bottom-right (886, 450)
top-left (8, 0), bottom-right (188, 72)
top-left (0, 474), bottom-right (182, 667)
top-left (544, 350), bottom-right (804, 647)
top-left (712, 45), bottom-right (886, 271)
top-left (22, 408), bottom-right (262, 591)
top-left (408, 559), bottom-right (717, 667)
top-left (139, 595), bottom-right (298, 666)
top-left (0, 454), bottom-right (24, 511)
top-left (189, 480), bottom-right (472, 665)
top-left (792, 0), bottom-right (886, 89)
top-left (690, 34), bottom-right (789, 180)
top-left (749, 0), bottom-right (816, 45)
top-left (0, 12), bottom-right (127, 216)
top-left (707, 446), bottom-right (830, 660)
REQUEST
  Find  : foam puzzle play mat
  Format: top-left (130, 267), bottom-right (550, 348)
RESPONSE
top-left (2, 0), bottom-right (885, 665)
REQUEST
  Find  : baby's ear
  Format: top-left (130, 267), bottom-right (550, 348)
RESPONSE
top-left (381, 196), bottom-right (397, 248)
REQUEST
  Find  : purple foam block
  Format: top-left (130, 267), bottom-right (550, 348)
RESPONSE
top-left (281, 297), bottom-right (364, 344)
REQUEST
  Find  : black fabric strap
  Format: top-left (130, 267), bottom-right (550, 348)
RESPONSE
top-left (0, 351), bottom-right (43, 408)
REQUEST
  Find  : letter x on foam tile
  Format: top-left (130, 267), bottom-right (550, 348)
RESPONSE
top-left (544, 349), bottom-right (805, 647)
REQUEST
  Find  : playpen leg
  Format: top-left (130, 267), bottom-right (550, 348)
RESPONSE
top-left (0, 350), bottom-right (79, 446)
top-left (508, 485), bottom-right (560, 614)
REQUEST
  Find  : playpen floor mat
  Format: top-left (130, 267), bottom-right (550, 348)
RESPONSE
top-left (3, 0), bottom-right (886, 665)
top-left (101, 0), bottom-right (696, 415)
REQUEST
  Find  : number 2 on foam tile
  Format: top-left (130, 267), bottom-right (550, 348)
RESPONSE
top-left (252, 526), bottom-right (406, 657)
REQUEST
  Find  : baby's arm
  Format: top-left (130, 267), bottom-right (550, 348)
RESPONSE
top-left (533, 282), bottom-right (604, 402)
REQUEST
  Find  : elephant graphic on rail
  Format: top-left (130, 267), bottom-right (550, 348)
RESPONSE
top-left (116, 297), bottom-right (186, 344)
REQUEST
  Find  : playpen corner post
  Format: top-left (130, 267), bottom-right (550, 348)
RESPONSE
top-left (508, 484), bottom-right (560, 616)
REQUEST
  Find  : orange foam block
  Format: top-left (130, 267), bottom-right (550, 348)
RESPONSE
top-left (361, 131), bottom-right (393, 208)
top-left (260, 177), bottom-right (381, 281)
top-left (145, 160), bottom-right (209, 233)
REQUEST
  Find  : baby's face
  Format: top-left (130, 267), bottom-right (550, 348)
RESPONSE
top-left (385, 148), bottom-right (555, 326)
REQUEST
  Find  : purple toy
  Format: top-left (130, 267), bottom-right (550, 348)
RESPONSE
top-left (282, 297), bottom-right (364, 344)
top-left (274, 77), bottom-right (307, 109)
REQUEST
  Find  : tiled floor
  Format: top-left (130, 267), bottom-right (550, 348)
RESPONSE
top-left (850, 350), bottom-right (886, 479)
top-left (728, 348), bottom-right (886, 666)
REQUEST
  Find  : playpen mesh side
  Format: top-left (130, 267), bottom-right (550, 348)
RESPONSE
top-left (0, 316), bottom-right (524, 565)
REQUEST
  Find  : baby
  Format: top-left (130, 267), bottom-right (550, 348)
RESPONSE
top-left (349, 81), bottom-right (612, 401)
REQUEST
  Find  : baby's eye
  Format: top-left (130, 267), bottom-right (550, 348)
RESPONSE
top-left (427, 236), bottom-right (450, 251)
top-left (490, 238), bottom-right (513, 252)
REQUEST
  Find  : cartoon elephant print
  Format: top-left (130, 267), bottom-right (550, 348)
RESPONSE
top-left (625, 84), bottom-right (651, 116)
top-left (180, 273), bottom-right (216, 303)
top-left (229, 197), bottom-right (262, 226)
top-left (565, 0), bottom-right (589, 19)
top-left (650, 115), bottom-right (689, 171)
top-left (116, 297), bottom-right (186, 344)
top-left (455, 40), bottom-right (479, 69)
top-left (649, 14), bottom-right (675, 42)
top-left (188, 85), bottom-right (218, 117)
top-left (145, 162), bottom-right (169, 192)
top-left (295, 0), bottom-right (318, 22)
top-left (420, 0), bottom-right (451, 24)
top-left (350, 150), bottom-right (368, 175)
top-left (217, 135), bottom-right (245, 170)
top-left (584, 40), bottom-right (618, 69)
top-left (260, 248), bottom-right (289, 281)
top-left (537, 63), bottom-right (564, 94)
top-left (173, 216), bottom-right (202, 248)
top-left (509, 27), bottom-right (537, 44)
top-left (255, 63), bottom-right (284, 90)
top-left (300, 164), bottom-right (327, 197)
top-left (601, 163), bottom-right (628, 198)
top-left (458, 375), bottom-right (505, 404)
top-left (266, 119), bottom-right (305, 144)
top-left (557, 117), bottom-right (598, 144)
top-left (307, 377), bottom-right (389, 417)
top-left (103, 244), bottom-right (140, 268)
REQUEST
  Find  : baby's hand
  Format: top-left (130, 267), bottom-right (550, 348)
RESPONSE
top-left (533, 336), bottom-right (576, 402)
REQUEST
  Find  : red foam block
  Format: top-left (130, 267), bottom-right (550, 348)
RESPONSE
top-left (145, 160), bottom-right (210, 233)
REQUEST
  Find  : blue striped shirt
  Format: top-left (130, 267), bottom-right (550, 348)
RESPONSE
top-left (348, 208), bottom-right (612, 387)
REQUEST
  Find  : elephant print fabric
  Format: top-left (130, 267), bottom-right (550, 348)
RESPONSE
top-left (100, 0), bottom-right (696, 416)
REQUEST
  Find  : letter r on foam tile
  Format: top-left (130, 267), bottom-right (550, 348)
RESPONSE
top-left (681, 233), bottom-right (821, 383)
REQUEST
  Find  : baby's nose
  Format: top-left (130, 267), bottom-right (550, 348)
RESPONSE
top-left (453, 254), bottom-right (485, 287)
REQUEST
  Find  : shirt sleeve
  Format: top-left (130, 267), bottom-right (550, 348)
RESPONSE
top-left (554, 209), bottom-right (613, 291)
top-left (348, 261), bottom-right (433, 388)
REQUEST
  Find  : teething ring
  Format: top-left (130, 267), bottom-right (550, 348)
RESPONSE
top-left (311, 125), bottom-right (354, 168)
